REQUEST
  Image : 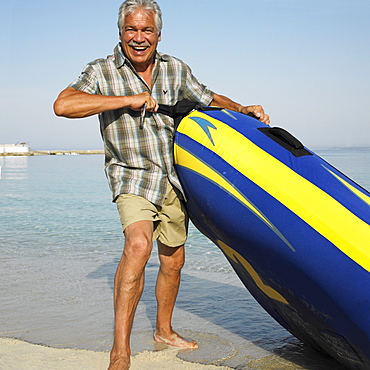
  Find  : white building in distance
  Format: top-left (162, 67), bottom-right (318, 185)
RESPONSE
top-left (0, 143), bottom-right (30, 154)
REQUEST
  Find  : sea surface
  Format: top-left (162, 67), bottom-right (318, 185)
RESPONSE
top-left (1, 149), bottom-right (369, 369)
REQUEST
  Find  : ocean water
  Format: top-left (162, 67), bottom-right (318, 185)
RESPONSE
top-left (0, 149), bottom-right (369, 369)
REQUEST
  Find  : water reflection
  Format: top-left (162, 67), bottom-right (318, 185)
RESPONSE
top-left (0, 156), bottom-right (29, 180)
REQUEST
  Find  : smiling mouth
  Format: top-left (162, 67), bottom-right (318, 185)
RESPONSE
top-left (129, 43), bottom-right (150, 52)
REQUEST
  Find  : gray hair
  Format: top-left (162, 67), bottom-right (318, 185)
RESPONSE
top-left (118, 0), bottom-right (163, 34)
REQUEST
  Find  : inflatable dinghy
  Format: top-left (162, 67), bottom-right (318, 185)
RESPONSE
top-left (173, 106), bottom-right (370, 370)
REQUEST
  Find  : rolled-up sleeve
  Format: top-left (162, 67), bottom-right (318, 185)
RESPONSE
top-left (68, 63), bottom-right (100, 95)
top-left (183, 64), bottom-right (214, 106)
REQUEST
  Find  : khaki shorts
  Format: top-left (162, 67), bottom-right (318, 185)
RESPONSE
top-left (116, 182), bottom-right (189, 247)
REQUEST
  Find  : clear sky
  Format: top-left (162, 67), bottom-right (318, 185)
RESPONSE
top-left (1, 0), bottom-right (369, 150)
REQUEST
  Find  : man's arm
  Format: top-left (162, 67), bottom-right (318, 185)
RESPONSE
top-left (53, 87), bottom-right (158, 118)
top-left (210, 93), bottom-right (270, 125)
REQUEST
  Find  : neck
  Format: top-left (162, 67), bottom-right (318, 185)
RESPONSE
top-left (132, 59), bottom-right (154, 74)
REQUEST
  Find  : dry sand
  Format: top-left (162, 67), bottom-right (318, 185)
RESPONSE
top-left (0, 337), bottom-right (232, 370)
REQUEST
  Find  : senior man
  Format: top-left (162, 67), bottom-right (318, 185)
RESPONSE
top-left (54, 0), bottom-right (269, 369)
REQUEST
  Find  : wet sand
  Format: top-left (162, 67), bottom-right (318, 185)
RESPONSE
top-left (0, 337), bottom-right (232, 370)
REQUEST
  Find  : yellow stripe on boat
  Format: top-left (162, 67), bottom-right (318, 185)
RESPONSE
top-left (175, 145), bottom-right (295, 251)
top-left (323, 166), bottom-right (370, 206)
top-left (217, 240), bottom-right (289, 304)
top-left (177, 111), bottom-right (370, 272)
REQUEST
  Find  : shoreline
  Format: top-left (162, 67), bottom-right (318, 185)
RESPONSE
top-left (0, 150), bottom-right (104, 156)
top-left (0, 337), bottom-right (233, 370)
top-left (1, 147), bottom-right (369, 157)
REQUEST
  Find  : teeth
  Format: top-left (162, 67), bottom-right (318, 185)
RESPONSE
top-left (131, 46), bottom-right (148, 50)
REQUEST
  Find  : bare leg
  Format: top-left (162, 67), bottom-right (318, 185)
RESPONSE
top-left (108, 221), bottom-right (154, 370)
top-left (153, 241), bottom-right (198, 349)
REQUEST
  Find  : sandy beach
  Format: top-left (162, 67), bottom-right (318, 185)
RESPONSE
top-left (0, 337), bottom-right (232, 370)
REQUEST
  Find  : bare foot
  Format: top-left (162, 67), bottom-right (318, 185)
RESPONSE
top-left (108, 355), bottom-right (130, 370)
top-left (154, 331), bottom-right (199, 349)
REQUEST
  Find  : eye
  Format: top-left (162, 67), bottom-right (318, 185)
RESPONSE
top-left (124, 27), bottom-right (136, 33)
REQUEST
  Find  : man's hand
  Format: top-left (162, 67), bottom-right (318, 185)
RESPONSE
top-left (240, 105), bottom-right (270, 125)
top-left (126, 91), bottom-right (159, 112)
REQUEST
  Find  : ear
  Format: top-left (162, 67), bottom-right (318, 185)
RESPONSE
top-left (158, 32), bottom-right (162, 42)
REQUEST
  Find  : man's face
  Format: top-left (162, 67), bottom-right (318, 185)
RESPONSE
top-left (120, 9), bottom-right (161, 71)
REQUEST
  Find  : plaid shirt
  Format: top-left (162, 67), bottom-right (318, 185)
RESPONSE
top-left (69, 44), bottom-right (214, 205)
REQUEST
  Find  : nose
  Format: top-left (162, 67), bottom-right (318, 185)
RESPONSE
top-left (133, 30), bottom-right (145, 43)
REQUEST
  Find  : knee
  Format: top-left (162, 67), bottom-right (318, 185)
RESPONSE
top-left (160, 255), bottom-right (185, 275)
top-left (124, 234), bottom-right (152, 263)
top-left (171, 256), bottom-right (185, 272)
top-left (115, 237), bottom-right (152, 288)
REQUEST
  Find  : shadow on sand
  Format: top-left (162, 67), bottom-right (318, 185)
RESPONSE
top-left (87, 255), bottom-right (348, 370)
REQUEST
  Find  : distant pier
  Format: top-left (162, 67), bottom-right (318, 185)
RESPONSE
top-left (0, 150), bottom-right (104, 156)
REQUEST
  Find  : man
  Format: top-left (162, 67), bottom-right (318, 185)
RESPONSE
top-left (54, 1), bottom-right (270, 369)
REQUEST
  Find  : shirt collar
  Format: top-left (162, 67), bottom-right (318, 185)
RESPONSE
top-left (113, 43), bottom-right (168, 69)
